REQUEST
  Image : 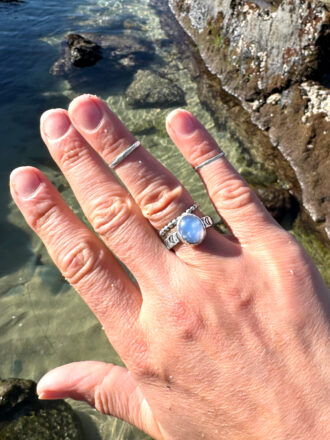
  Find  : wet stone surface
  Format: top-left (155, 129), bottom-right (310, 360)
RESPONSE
top-left (67, 34), bottom-right (103, 68)
top-left (125, 69), bottom-right (186, 108)
top-left (0, 378), bottom-right (83, 440)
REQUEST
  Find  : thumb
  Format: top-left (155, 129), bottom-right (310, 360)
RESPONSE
top-left (37, 361), bottom-right (161, 439)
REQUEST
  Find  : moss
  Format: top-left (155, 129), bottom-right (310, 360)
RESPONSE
top-left (0, 401), bottom-right (83, 440)
top-left (208, 22), bottom-right (222, 46)
top-left (291, 218), bottom-right (330, 287)
top-left (0, 379), bottom-right (83, 440)
top-left (207, 13), bottom-right (225, 47)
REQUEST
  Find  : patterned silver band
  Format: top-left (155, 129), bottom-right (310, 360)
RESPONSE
top-left (194, 151), bottom-right (226, 171)
top-left (159, 203), bottom-right (198, 238)
top-left (109, 140), bottom-right (141, 169)
top-left (164, 216), bottom-right (213, 250)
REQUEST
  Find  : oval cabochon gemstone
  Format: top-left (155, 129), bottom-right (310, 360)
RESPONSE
top-left (177, 214), bottom-right (205, 245)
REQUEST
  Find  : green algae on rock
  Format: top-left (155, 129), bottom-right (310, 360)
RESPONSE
top-left (126, 69), bottom-right (186, 108)
top-left (292, 219), bottom-right (330, 286)
top-left (0, 378), bottom-right (83, 440)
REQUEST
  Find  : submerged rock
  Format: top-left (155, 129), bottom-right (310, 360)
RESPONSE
top-left (67, 33), bottom-right (103, 68)
top-left (169, 0), bottom-right (330, 244)
top-left (0, 378), bottom-right (83, 439)
top-left (50, 32), bottom-right (155, 79)
top-left (126, 69), bottom-right (186, 108)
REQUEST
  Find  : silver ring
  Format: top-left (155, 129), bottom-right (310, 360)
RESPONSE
top-left (159, 203), bottom-right (198, 237)
top-left (110, 140), bottom-right (141, 169)
top-left (194, 151), bottom-right (226, 171)
top-left (163, 214), bottom-right (213, 250)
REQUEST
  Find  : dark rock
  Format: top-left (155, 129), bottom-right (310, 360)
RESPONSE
top-left (256, 82), bottom-right (330, 231)
top-left (126, 70), bottom-right (186, 108)
top-left (169, 0), bottom-right (330, 245)
top-left (0, 378), bottom-right (83, 439)
top-left (0, 378), bottom-right (36, 415)
top-left (255, 186), bottom-right (299, 223)
top-left (50, 32), bottom-right (155, 79)
top-left (67, 34), bottom-right (103, 68)
top-left (0, 0), bottom-right (24, 3)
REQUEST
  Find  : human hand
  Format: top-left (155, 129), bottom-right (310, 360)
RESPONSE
top-left (10, 95), bottom-right (330, 440)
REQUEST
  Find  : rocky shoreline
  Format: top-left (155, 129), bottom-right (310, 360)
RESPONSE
top-left (168, 0), bottom-right (330, 246)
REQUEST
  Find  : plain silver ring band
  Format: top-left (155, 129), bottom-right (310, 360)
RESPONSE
top-left (194, 151), bottom-right (226, 171)
top-left (110, 141), bottom-right (141, 169)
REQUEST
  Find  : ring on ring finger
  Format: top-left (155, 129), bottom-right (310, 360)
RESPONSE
top-left (162, 210), bottom-right (214, 250)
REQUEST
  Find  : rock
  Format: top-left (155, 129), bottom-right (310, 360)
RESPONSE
top-left (126, 70), bottom-right (186, 108)
top-left (170, 0), bottom-right (329, 98)
top-left (0, 378), bottom-right (83, 439)
top-left (169, 0), bottom-right (330, 244)
top-left (0, 378), bottom-right (36, 415)
top-left (255, 186), bottom-right (299, 223)
top-left (67, 34), bottom-right (103, 68)
top-left (256, 81), bottom-right (330, 231)
top-left (50, 32), bottom-right (155, 79)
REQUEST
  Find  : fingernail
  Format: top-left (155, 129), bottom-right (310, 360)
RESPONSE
top-left (72, 98), bottom-right (103, 131)
top-left (167, 109), bottom-right (196, 136)
top-left (42, 111), bottom-right (71, 140)
top-left (10, 168), bottom-right (41, 199)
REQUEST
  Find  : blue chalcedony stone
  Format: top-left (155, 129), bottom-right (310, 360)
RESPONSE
top-left (177, 214), bottom-right (205, 245)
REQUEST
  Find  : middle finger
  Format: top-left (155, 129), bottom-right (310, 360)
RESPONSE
top-left (40, 108), bottom-right (175, 284)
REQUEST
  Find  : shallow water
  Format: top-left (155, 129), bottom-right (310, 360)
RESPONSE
top-left (0, 0), bottom-right (234, 438)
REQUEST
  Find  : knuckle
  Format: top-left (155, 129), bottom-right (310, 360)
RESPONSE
top-left (30, 199), bottom-right (58, 235)
top-left (137, 181), bottom-right (185, 224)
top-left (90, 195), bottom-right (133, 238)
top-left (60, 240), bottom-right (104, 286)
top-left (215, 178), bottom-right (255, 210)
top-left (94, 386), bottom-right (112, 415)
top-left (101, 134), bottom-right (134, 160)
top-left (167, 300), bottom-right (204, 341)
top-left (57, 138), bottom-right (87, 171)
top-left (189, 138), bottom-right (215, 165)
